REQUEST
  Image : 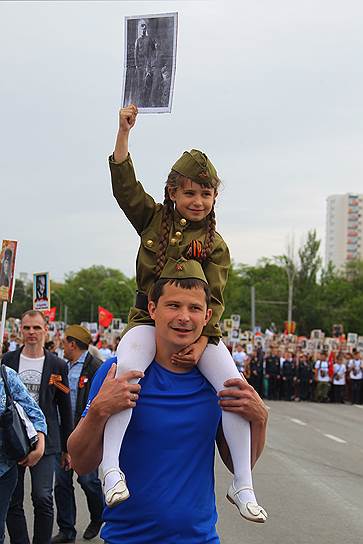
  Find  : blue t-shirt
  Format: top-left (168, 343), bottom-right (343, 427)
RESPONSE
top-left (84, 357), bottom-right (222, 544)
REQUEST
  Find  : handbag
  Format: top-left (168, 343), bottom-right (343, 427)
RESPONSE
top-left (0, 364), bottom-right (32, 461)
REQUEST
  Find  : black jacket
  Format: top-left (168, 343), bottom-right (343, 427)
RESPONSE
top-left (3, 348), bottom-right (73, 455)
top-left (73, 351), bottom-right (102, 427)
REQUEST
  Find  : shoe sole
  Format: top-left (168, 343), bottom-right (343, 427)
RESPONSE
top-left (226, 494), bottom-right (267, 523)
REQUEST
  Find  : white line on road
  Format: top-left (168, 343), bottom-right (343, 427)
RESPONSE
top-left (289, 418), bottom-right (307, 426)
top-left (324, 433), bottom-right (347, 444)
top-left (353, 404), bottom-right (363, 409)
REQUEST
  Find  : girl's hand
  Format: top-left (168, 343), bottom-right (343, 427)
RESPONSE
top-left (119, 104), bottom-right (138, 133)
top-left (171, 336), bottom-right (208, 369)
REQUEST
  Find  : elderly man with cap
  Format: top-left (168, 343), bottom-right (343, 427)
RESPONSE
top-left (52, 325), bottom-right (104, 543)
top-left (68, 260), bottom-right (268, 544)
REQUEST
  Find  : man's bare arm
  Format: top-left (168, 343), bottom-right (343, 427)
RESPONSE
top-left (216, 378), bottom-right (268, 472)
top-left (67, 365), bottom-right (143, 475)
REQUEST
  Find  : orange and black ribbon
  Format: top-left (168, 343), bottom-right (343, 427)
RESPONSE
top-left (185, 240), bottom-right (203, 260)
top-left (49, 374), bottom-right (70, 394)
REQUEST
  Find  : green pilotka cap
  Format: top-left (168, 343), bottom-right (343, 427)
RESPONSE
top-left (171, 149), bottom-right (219, 187)
top-left (160, 258), bottom-right (208, 284)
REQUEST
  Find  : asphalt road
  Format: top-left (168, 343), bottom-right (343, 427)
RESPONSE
top-left (4, 401), bottom-right (363, 543)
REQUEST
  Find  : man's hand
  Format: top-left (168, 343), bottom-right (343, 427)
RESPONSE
top-left (119, 104), bottom-right (138, 133)
top-left (60, 452), bottom-right (72, 471)
top-left (90, 364), bottom-right (144, 419)
top-left (218, 378), bottom-right (268, 425)
top-left (18, 432), bottom-right (45, 468)
top-left (171, 336), bottom-right (208, 369)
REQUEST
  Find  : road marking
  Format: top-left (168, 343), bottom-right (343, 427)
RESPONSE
top-left (323, 433), bottom-right (347, 444)
top-left (289, 418), bottom-right (307, 426)
top-left (353, 404), bottom-right (363, 409)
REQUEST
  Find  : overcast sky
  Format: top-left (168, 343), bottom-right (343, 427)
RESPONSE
top-left (1, 0), bottom-right (362, 282)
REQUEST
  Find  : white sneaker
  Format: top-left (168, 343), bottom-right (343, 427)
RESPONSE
top-left (103, 468), bottom-right (130, 508)
top-left (226, 483), bottom-right (268, 523)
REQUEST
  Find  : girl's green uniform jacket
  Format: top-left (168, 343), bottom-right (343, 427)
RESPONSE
top-left (109, 154), bottom-right (231, 343)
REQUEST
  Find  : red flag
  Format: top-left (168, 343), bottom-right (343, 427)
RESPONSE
top-left (44, 307), bottom-right (56, 322)
top-left (328, 351), bottom-right (334, 379)
top-left (98, 306), bottom-right (113, 328)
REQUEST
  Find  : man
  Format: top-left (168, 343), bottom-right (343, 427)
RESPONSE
top-left (35, 274), bottom-right (48, 302)
top-left (68, 261), bottom-right (268, 543)
top-left (52, 325), bottom-right (104, 543)
top-left (348, 351), bottom-right (362, 404)
top-left (3, 310), bottom-right (73, 544)
top-left (281, 351), bottom-right (295, 401)
top-left (232, 343), bottom-right (248, 374)
top-left (314, 352), bottom-right (331, 402)
top-left (134, 19), bottom-right (154, 106)
top-left (265, 347), bottom-right (281, 400)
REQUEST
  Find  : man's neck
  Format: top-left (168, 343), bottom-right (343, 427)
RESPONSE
top-left (155, 345), bottom-right (190, 374)
top-left (22, 345), bottom-right (44, 358)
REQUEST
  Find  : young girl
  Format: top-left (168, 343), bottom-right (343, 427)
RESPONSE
top-left (101, 104), bottom-right (267, 523)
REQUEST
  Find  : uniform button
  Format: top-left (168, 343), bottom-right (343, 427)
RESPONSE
top-left (170, 238), bottom-right (177, 246)
top-left (146, 239), bottom-right (154, 247)
top-left (179, 218), bottom-right (187, 226)
top-left (175, 231), bottom-right (182, 239)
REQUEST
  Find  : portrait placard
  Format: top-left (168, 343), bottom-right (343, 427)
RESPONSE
top-left (33, 272), bottom-right (50, 311)
top-left (0, 240), bottom-right (18, 303)
top-left (121, 12), bottom-right (178, 113)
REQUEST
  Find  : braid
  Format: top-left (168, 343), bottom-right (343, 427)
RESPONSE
top-left (201, 206), bottom-right (216, 261)
top-left (154, 186), bottom-right (174, 278)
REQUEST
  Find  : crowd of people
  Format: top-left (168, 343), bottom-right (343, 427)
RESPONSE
top-left (231, 342), bottom-right (363, 405)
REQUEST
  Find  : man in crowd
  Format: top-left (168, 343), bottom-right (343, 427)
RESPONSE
top-left (314, 352), bottom-right (331, 402)
top-left (348, 351), bottom-right (362, 404)
top-left (232, 343), bottom-right (248, 374)
top-left (3, 310), bottom-right (73, 544)
top-left (265, 347), bottom-right (281, 400)
top-left (52, 325), bottom-right (104, 543)
top-left (68, 261), bottom-right (268, 543)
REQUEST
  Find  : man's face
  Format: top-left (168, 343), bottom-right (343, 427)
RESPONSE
top-left (148, 283), bottom-right (212, 351)
top-left (62, 337), bottom-right (75, 361)
top-left (21, 313), bottom-right (47, 349)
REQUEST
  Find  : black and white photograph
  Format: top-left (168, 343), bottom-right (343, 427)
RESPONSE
top-left (121, 12), bottom-right (178, 113)
top-left (33, 271), bottom-right (50, 311)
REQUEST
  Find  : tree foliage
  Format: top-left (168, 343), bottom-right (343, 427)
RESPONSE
top-left (5, 239), bottom-right (363, 335)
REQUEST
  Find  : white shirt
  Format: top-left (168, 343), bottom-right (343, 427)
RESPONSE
top-left (333, 363), bottom-right (346, 385)
top-left (348, 359), bottom-right (363, 380)
top-left (18, 354), bottom-right (45, 403)
top-left (314, 360), bottom-right (330, 382)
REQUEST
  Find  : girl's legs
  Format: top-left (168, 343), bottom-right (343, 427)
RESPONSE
top-left (101, 325), bottom-right (156, 500)
top-left (198, 342), bottom-right (266, 521)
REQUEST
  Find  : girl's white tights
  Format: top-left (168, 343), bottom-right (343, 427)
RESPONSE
top-left (101, 326), bottom-right (256, 505)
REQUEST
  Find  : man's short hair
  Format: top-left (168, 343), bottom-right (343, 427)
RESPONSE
top-left (21, 309), bottom-right (46, 323)
top-left (149, 278), bottom-right (211, 307)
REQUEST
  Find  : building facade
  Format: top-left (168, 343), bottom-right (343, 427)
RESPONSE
top-left (325, 193), bottom-right (363, 269)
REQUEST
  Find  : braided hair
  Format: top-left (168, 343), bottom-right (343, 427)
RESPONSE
top-left (154, 170), bottom-right (220, 278)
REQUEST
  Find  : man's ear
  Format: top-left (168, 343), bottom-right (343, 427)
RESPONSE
top-left (204, 308), bottom-right (212, 325)
top-left (148, 300), bottom-right (156, 321)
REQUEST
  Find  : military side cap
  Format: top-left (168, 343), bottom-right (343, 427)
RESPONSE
top-left (171, 149), bottom-right (218, 187)
top-left (65, 324), bottom-right (92, 346)
top-left (160, 258), bottom-right (207, 284)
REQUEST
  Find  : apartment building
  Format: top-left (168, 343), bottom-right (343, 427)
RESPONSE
top-left (325, 193), bottom-right (363, 269)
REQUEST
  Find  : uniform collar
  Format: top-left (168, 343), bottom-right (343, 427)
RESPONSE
top-left (172, 208), bottom-right (208, 231)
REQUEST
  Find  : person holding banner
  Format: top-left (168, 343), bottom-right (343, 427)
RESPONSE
top-left (100, 104), bottom-right (267, 523)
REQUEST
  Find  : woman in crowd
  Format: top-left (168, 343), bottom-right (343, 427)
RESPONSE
top-left (0, 365), bottom-right (47, 544)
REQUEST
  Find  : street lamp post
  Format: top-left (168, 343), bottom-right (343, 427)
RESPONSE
top-left (78, 287), bottom-right (94, 322)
